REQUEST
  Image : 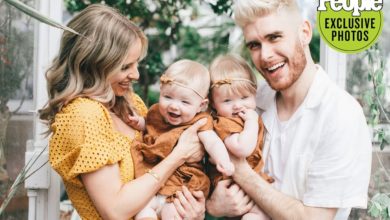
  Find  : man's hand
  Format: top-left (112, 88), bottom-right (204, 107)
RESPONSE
top-left (174, 186), bottom-right (206, 220)
top-left (206, 180), bottom-right (254, 217)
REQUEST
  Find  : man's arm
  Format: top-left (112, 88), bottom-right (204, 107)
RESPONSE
top-left (230, 157), bottom-right (337, 220)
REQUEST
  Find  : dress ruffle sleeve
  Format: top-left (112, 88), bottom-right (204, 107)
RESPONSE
top-left (49, 99), bottom-right (123, 187)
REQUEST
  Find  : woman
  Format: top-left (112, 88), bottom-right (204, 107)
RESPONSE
top-left (39, 4), bottom-right (206, 220)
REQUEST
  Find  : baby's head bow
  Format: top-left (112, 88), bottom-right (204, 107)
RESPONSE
top-left (159, 74), bottom-right (204, 98)
top-left (160, 74), bottom-right (174, 84)
top-left (211, 79), bottom-right (232, 88)
top-left (211, 78), bottom-right (255, 88)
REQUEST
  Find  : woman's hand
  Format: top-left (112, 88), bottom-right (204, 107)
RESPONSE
top-left (172, 118), bottom-right (207, 163)
top-left (206, 179), bottom-right (254, 217)
top-left (173, 186), bottom-right (206, 220)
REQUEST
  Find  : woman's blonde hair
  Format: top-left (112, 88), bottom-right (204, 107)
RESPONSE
top-left (209, 54), bottom-right (257, 98)
top-left (161, 59), bottom-right (210, 98)
top-left (39, 4), bottom-right (147, 131)
top-left (233, 0), bottom-right (299, 27)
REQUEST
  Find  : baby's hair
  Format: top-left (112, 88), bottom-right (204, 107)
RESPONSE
top-left (233, 0), bottom-right (300, 27)
top-left (209, 54), bottom-right (257, 98)
top-left (161, 59), bottom-right (210, 98)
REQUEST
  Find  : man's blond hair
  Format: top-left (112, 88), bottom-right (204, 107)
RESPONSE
top-left (233, 0), bottom-right (300, 27)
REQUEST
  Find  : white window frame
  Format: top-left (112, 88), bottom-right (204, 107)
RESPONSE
top-left (25, 1), bottom-right (62, 220)
top-left (320, 40), bottom-right (347, 88)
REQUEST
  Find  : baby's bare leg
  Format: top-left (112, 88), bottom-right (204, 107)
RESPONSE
top-left (135, 194), bottom-right (167, 220)
top-left (134, 196), bottom-right (158, 220)
top-left (161, 202), bottom-right (182, 220)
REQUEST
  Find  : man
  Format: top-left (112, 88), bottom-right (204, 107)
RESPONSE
top-left (206, 0), bottom-right (372, 219)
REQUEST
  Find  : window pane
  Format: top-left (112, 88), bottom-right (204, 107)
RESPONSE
top-left (0, 0), bottom-right (35, 219)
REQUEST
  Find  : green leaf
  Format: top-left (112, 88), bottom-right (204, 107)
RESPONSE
top-left (370, 104), bottom-right (378, 116)
top-left (369, 193), bottom-right (390, 218)
top-left (4, 0), bottom-right (82, 36)
top-left (376, 194), bottom-right (390, 205)
top-left (363, 92), bottom-right (373, 105)
top-left (378, 129), bottom-right (385, 140)
top-left (379, 140), bottom-right (385, 150)
top-left (376, 85), bottom-right (385, 97)
top-left (375, 201), bottom-right (383, 211)
top-left (387, 205), bottom-right (390, 217)
top-left (368, 52), bottom-right (373, 64)
top-left (369, 202), bottom-right (381, 217)
top-left (375, 68), bottom-right (384, 84)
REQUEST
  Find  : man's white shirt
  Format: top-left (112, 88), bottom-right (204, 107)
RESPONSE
top-left (256, 65), bottom-right (372, 220)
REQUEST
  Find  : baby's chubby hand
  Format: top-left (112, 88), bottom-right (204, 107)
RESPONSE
top-left (216, 161), bottom-right (235, 176)
top-left (126, 114), bottom-right (146, 131)
top-left (238, 109), bottom-right (258, 121)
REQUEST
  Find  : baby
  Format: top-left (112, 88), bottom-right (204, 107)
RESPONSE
top-left (131, 59), bottom-right (234, 220)
top-left (208, 54), bottom-right (274, 220)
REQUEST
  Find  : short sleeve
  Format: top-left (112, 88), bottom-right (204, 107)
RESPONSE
top-left (132, 93), bottom-right (148, 117)
top-left (303, 102), bottom-right (372, 208)
top-left (49, 99), bottom-right (122, 186)
top-left (196, 112), bottom-right (214, 132)
top-left (213, 117), bottom-right (243, 140)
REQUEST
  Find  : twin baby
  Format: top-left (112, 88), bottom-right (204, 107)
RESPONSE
top-left (129, 54), bottom-right (273, 220)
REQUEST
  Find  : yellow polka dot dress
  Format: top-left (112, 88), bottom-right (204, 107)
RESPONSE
top-left (49, 95), bottom-right (147, 220)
